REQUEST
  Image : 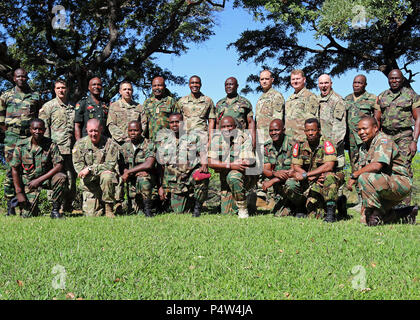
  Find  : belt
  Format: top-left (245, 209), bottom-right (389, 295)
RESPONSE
top-left (382, 127), bottom-right (412, 135)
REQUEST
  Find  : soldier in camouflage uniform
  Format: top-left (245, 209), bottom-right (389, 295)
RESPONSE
top-left (142, 76), bottom-right (177, 142)
top-left (120, 120), bottom-right (157, 217)
top-left (375, 69), bottom-right (420, 179)
top-left (72, 119), bottom-right (120, 217)
top-left (39, 79), bottom-right (76, 212)
top-left (347, 117), bottom-right (416, 226)
top-left (285, 118), bottom-right (344, 222)
top-left (10, 119), bottom-right (66, 218)
top-left (74, 77), bottom-right (108, 140)
top-left (284, 70), bottom-right (319, 143)
top-left (156, 113), bottom-right (208, 217)
top-left (0, 68), bottom-right (41, 216)
top-left (208, 116), bottom-right (257, 218)
top-left (262, 119), bottom-right (295, 217)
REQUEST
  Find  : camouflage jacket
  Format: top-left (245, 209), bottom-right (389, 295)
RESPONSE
top-left (120, 137), bottom-right (156, 170)
top-left (72, 135), bottom-right (120, 176)
top-left (377, 87), bottom-right (420, 133)
top-left (142, 94), bottom-right (177, 141)
top-left (285, 87), bottom-right (319, 143)
top-left (344, 91), bottom-right (377, 147)
top-left (74, 95), bottom-right (108, 137)
top-left (318, 90), bottom-right (347, 146)
top-left (357, 131), bottom-right (410, 177)
top-left (175, 93), bottom-right (216, 132)
top-left (264, 135), bottom-right (294, 171)
top-left (107, 99), bottom-right (142, 144)
top-left (215, 95), bottom-right (253, 129)
top-left (0, 86), bottom-right (41, 139)
top-left (208, 129), bottom-right (254, 164)
top-left (10, 137), bottom-right (63, 186)
top-left (292, 137), bottom-right (338, 172)
top-left (155, 130), bottom-right (206, 193)
top-left (255, 87), bottom-right (285, 133)
top-left (38, 97), bottom-right (75, 155)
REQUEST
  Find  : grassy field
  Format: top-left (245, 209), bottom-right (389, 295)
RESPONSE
top-left (0, 154), bottom-right (418, 300)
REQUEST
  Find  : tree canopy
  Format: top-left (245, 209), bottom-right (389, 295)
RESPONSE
top-left (230, 0), bottom-right (419, 93)
top-left (0, 0), bottom-right (226, 102)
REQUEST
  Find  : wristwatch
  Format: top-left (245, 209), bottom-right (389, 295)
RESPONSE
top-left (301, 172), bottom-right (308, 179)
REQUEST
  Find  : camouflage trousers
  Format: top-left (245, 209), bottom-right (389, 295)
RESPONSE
top-left (126, 173), bottom-right (157, 214)
top-left (19, 172), bottom-right (67, 217)
top-left (4, 133), bottom-right (28, 199)
top-left (285, 172), bottom-right (344, 217)
top-left (168, 176), bottom-right (209, 213)
top-left (220, 170), bottom-right (257, 215)
top-left (383, 129), bottom-right (415, 177)
top-left (358, 172), bottom-right (411, 213)
top-left (80, 171), bottom-right (117, 217)
top-left (271, 183), bottom-right (295, 217)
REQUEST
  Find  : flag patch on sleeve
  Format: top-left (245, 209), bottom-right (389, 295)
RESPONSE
top-left (324, 141), bottom-right (335, 155)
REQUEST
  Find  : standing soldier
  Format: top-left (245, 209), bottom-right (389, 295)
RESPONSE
top-left (156, 113), bottom-right (209, 217)
top-left (74, 77), bottom-right (108, 140)
top-left (72, 119), bottom-right (120, 217)
top-left (142, 76), bottom-right (177, 142)
top-left (208, 116), bottom-right (257, 218)
top-left (344, 75), bottom-right (377, 210)
top-left (0, 68), bottom-right (41, 216)
top-left (120, 120), bottom-right (157, 217)
top-left (347, 117), bottom-right (416, 226)
top-left (39, 79), bottom-right (76, 213)
top-left (285, 118), bottom-right (345, 222)
top-left (284, 69), bottom-right (319, 143)
top-left (11, 119), bottom-right (66, 218)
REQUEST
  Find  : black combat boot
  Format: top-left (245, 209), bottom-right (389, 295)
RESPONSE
top-left (143, 199), bottom-right (153, 217)
top-left (50, 202), bottom-right (63, 219)
top-left (324, 203), bottom-right (336, 223)
top-left (337, 195), bottom-right (351, 220)
top-left (193, 200), bottom-right (201, 218)
top-left (6, 198), bottom-right (17, 216)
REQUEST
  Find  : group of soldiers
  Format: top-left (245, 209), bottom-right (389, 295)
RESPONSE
top-left (0, 67), bottom-right (418, 226)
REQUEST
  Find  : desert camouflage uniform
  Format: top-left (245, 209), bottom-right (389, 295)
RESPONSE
top-left (39, 97), bottom-right (76, 209)
top-left (0, 86), bottom-right (40, 201)
top-left (142, 94), bottom-right (177, 142)
top-left (74, 95), bottom-right (108, 138)
top-left (215, 95), bottom-right (253, 130)
top-left (264, 136), bottom-right (294, 216)
top-left (208, 129), bottom-right (256, 215)
top-left (318, 90), bottom-right (347, 170)
top-left (120, 137), bottom-right (156, 213)
top-left (256, 88), bottom-right (285, 139)
top-left (377, 86), bottom-right (420, 174)
top-left (344, 91), bottom-right (377, 171)
top-left (284, 87), bottom-right (319, 143)
top-left (72, 135), bottom-right (120, 216)
top-left (10, 137), bottom-right (66, 216)
top-left (176, 93), bottom-right (216, 133)
top-left (356, 131), bottom-right (411, 222)
top-left (107, 99), bottom-right (142, 145)
top-left (156, 130), bottom-right (208, 213)
top-left (285, 137), bottom-right (344, 217)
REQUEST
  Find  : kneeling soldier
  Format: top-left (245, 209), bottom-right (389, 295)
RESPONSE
top-left (11, 119), bottom-right (66, 218)
top-left (120, 120), bottom-right (157, 216)
top-left (72, 119), bottom-right (120, 217)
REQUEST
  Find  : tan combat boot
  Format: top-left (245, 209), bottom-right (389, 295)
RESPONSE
top-left (236, 200), bottom-right (249, 219)
top-left (105, 203), bottom-right (115, 218)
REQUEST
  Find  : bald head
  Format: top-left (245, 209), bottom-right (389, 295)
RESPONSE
top-left (353, 74), bottom-right (367, 96)
top-left (388, 69), bottom-right (404, 92)
top-left (269, 119), bottom-right (285, 142)
top-left (13, 68), bottom-right (28, 89)
top-left (224, 77), bottom-right (239, 97)
top-left (260, 70), bottom-right (274, 92)
top-left (86, 119), bottom-right (103, 145)
top-left (318, 74), bottom-right (332, 97)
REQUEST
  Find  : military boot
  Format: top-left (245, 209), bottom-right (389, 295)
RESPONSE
top-left (192, 200), bottom-right (201, 218)
top-left (105, 203), bottom-right (115, 218)
top-left (6, 199), bottom-right (16, 216)
top-left (365, 208), bottom-right (383, 226)
top-left (337, 195), bottom-right (351, 220)
top-left (323, 203), bottom-right (336, 223)
top-left (237, 200), bottom-right (249, 219)
top-left (143, 199), bottom-right (153, 217)
top-left (50, 202), bottom-right (64, 219)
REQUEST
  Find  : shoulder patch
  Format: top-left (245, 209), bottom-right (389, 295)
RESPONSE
top-left (324, 141), bottom-right (335, 155)
top-left (380, 138), bottom-right (388, 144)
top-left (292, 143), bottom-right (299, 158)
top-left (75, 103), bottom-right (80, 110)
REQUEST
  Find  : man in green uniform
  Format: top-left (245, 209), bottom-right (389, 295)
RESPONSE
top-left (11, 119), bottom-right (66, 218)
top-left (208, 116), bottom-right (256, 218)
top-left (142, 76), bottom-right (177, 142)
top-left (347, 116), bottom-right (417, 226)
top-left (156, 113), bottom-right (209, 217)
top-left (120, 120), bottom-right (157, 217)
top-left (74, 77), bottom-right (108, 140)
top-left (72, 119), bottom-right (120, 217)
top-left (285, 118), bottom-right (345, 222)
top-left (39, 79), bottom-right (76, 212)
top-left (284, 69), bottom-right (319, 143)
top-left (262, 119), bottom-right (295, 217)
top-left (0, 68), bottom-right (41, 215)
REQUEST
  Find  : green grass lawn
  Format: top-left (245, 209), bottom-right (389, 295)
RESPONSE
top-left (0, 154), bottom-right (418, 300)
